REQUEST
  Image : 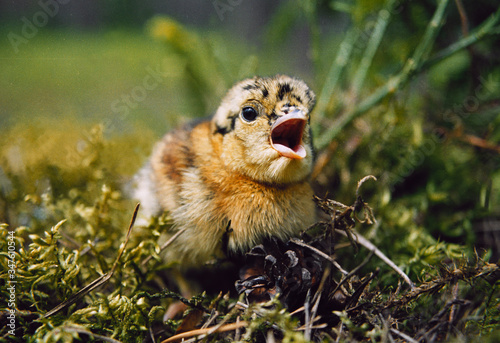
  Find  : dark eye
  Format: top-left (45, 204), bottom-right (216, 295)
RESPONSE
top-left (241, 106), bottom-right (258, 122)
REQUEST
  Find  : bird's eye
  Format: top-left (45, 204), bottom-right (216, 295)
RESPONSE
top-left (240, 106), bottom-right (258, 122)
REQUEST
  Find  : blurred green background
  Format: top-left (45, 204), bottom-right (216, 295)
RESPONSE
top-left (0, 1), bottom-right (318, 133)
top-left (1, 0), bottom-right (500, 272)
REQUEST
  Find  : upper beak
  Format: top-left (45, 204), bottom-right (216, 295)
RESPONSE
top-left (270, 109), bottom-right (308, 159)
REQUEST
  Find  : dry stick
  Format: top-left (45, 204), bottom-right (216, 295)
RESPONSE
top-left (331, 248), bottom-right (375, 297)
top-left (390, 328), bottom-right (419, 343)
top-left (448, 282), bottom-right (460, 339)
top-left (311, 266), bottom-right (331, 316)
top-left (436, 126), bottom-right (500, 153)
top-left (266, 330), bottom-right (276, 343)
top-left (335, 229), bottom-right (415, 289)
top-left (290, 238), bottom-right (349, 275)
top-left (171, 298), bottom-right (253, 343)
top-left (44, 203), bottom-right (140, 318)
top-left (356, 175), bottom-right (377, 198)
top-left (289, 306), bottom-right (305, 316)
top-left (302, 288), bottom-right (329, 339)
top-left (201, 309), bottom-right (219, 329)
top-left (296, 322), bottom-right (328, 331)
top-left (304, 289), bottom-right (312, 341)
top-left (141, 227), bottom-right (187, 266)
top-left (306, 295), bottom-right (325, 338)
top-left (354, 175), bottom-right (378, 222)
top-left (454, 0), bottom-right (470, 36)
top-left (290, 307), bottom-right (328, 330)
top-left (235, 316), bottom-right (242, 342)
top-left (160, 321), bottom-right (248, 343)
top-left (460, 133), bottom-right (500, 154)
top-left (335, 321), bottom-right (344, 343)
top-left (148, 326), bottom-right (156, 343)
top-left (304, 266), bottom-right (333, 337)
top-left (292, 308), bottom-right (329, 333)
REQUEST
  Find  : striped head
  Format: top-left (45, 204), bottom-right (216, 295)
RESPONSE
top-left (212, 75), bottom-right (316, 184)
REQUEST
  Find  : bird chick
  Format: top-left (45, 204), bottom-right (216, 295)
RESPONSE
top-left (134, 75), bottom-right (317, 266)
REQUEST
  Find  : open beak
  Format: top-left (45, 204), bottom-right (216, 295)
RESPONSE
top-left (270, 109), bottom-right (308, 159)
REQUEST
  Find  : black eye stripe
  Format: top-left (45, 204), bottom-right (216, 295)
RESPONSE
top-left (215, 114), bottom-right (238, 135)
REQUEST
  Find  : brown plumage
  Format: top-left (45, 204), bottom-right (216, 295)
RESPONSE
top-left (134, 75), bottom-right (317, 266)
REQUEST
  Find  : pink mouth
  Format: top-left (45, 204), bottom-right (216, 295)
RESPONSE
top-left (270, 111), bottom-right (307, 159)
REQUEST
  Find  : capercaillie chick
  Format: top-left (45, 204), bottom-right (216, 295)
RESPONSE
top-left (133, 75), bottom-right (317, 266)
